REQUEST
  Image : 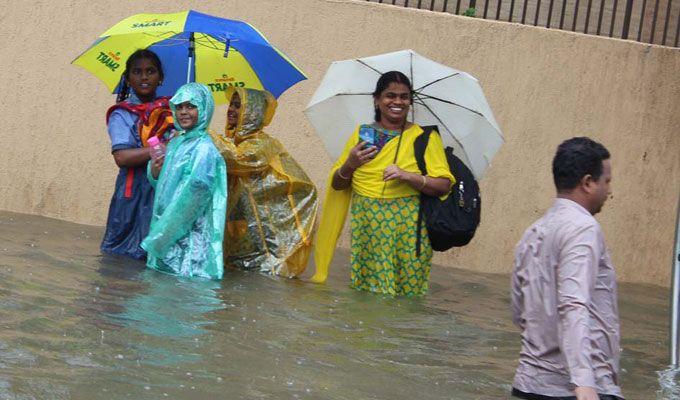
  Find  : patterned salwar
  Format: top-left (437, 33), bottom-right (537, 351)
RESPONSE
top-left (350, 194), bottom-right (432, 296)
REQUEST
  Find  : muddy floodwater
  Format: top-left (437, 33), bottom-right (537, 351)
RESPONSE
top-left (0, 211), bottom-right (675, 399)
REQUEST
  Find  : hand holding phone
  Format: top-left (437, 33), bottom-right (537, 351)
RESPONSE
top-left (358, 125), bottom-right (376, 149)
top-left (347, 141), bottom-right (378, 170)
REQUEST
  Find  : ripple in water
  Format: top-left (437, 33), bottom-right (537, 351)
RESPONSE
top-left (0, 211), bottom-right (673, 399)
top-left (657, 366), bottom-right (680, 399)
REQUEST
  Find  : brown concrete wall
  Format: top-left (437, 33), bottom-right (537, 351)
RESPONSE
top-left (0, 0), bottom-right (678, 286)
top-left (372, 0), bottom-right (680, 47)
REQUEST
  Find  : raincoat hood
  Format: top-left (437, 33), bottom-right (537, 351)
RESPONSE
top-left (225, 86), bottom-right (277, 141)
top-left (170, 83), bottom-right (215, 134)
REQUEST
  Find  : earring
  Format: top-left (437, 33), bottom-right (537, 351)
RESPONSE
top-left (159, 81), bottom-right (163, 86)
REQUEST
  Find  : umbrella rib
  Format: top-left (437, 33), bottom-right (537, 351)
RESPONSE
top-left (195, 34), bottom-right (224, 50)
top-left (410, 52), bottom-right (414, 121)
top-left (145, 33), bottom-right (188, 47)
top-left (143, 31), bottom-right (178, 38)
top-left (415, 73), bottom-right (460, 92)
top-left (355, 60), bottom-right (383, 76)
top-left (335, 92), bottom-right (373, 96)
top-left (412, 92), bottom-right (465, 152)
top-left (137, 32), bottom-right (230, 50)
top-left (413, 92), bottom-right (484, 117)
top-left (409, 51), bottom-right (414, 85)
top-left (148, 41), bottom-right (186, 47)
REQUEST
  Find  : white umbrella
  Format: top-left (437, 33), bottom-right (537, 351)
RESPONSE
top-left (304, 49), bottom-right (503, 179)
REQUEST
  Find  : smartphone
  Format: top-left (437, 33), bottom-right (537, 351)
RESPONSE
top-left (358, 125), bottom-right (375, 149)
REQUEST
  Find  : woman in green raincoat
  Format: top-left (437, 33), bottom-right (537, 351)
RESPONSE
top-left (141, 83), bottom-right (227, 279)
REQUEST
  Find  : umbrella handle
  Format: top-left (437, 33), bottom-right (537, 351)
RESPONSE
top-left (186, 33), bottom-right (195, 84)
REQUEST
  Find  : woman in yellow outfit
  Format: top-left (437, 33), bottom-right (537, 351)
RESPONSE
top-left (210, 87), bottom-right (318, 277)
top-left (311, 71), bottom-right (455, 296)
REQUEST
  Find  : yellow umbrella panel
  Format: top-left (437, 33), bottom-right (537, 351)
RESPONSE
top-left (194, 38), bottom-right (264, 98)
top-left (72, 10), bottom-right (306, 102)
top-left (73, 33), bottom-right (169, 93)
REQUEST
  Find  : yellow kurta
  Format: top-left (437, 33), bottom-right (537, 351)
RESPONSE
top-left (311, 124), bottom-right (455, 284)
top-left (338, 124), bottom-right (454, 198)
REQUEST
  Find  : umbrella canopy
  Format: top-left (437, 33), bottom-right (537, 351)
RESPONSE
top-left (72, 10), bottom-right (306, 102)
top-left (304, 49), bottom-right (503, 179)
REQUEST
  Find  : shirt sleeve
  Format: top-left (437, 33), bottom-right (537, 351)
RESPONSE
top-left (556, 223), bottom-right (600, 389)
top-left (511, 238), bottom-right (527, 329)
top-left (423, 130), bottom-right (455, 184)
top-left (108, 109), bottom-right (138, 152)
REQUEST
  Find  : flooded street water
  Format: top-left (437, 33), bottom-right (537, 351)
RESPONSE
top-left (0, 211), bottom-right (673, 399)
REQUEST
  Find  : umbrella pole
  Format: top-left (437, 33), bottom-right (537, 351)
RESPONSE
top-left (671, 194), bottom-right (680, 367)
top-left (186, 32), bottom-right (195, 84)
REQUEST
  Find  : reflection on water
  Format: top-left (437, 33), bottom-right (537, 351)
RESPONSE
top-left (0, 211), bottom-right (674, 399)
top-left (658, 367), bottom-right (680, 399)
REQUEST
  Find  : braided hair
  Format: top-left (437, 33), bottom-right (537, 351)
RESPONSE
top-left (116, 49), bottom-right (164, 103)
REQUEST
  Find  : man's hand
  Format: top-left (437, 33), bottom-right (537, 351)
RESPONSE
top-left (575, 386), bottom-right (599, 400)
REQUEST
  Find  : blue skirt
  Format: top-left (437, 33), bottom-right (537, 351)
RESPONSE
top-left (100, 164), bottom-right (154, 260)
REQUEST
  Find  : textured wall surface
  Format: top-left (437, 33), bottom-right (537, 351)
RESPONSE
top-left (0, 0), bottom-right (678, 285)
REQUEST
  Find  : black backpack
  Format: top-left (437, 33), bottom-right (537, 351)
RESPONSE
top-left (414, 126), bottom-right (481, 254)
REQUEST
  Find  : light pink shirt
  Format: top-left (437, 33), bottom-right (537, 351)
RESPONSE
top-left (511, 198), bottom-right (622, 398)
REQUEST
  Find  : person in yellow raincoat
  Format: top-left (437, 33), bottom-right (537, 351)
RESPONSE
top-left (311, 71), bottom-right (455, 296)
top-left (210, 87), bottom-right (318, 277)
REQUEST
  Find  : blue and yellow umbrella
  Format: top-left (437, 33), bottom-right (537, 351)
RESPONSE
top-left (72, 10), bottom-right (306, 103)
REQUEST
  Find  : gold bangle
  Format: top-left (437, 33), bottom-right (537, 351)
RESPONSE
top-left (418, 175), bottom-right (427, 190)
top-left (337, 167), bottom-right (351, 180)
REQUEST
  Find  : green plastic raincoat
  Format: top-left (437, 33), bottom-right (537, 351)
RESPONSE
top-left (141, 83), bottom-right (227, 279)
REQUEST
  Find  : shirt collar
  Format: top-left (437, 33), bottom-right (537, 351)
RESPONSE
top-left (554, 197), bottom-right (591, 216)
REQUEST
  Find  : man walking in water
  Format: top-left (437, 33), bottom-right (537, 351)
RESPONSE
top-left (511, 137), bottom-right (622, 400)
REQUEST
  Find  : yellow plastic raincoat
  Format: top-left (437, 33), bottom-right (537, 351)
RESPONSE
top-left (210, 87), bottom-right (318, 277)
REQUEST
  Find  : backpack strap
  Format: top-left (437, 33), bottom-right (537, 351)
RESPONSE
top-left (414, 125), bottom-right (436, 175)
top-left (414, 125), bottom-right (437, 257)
